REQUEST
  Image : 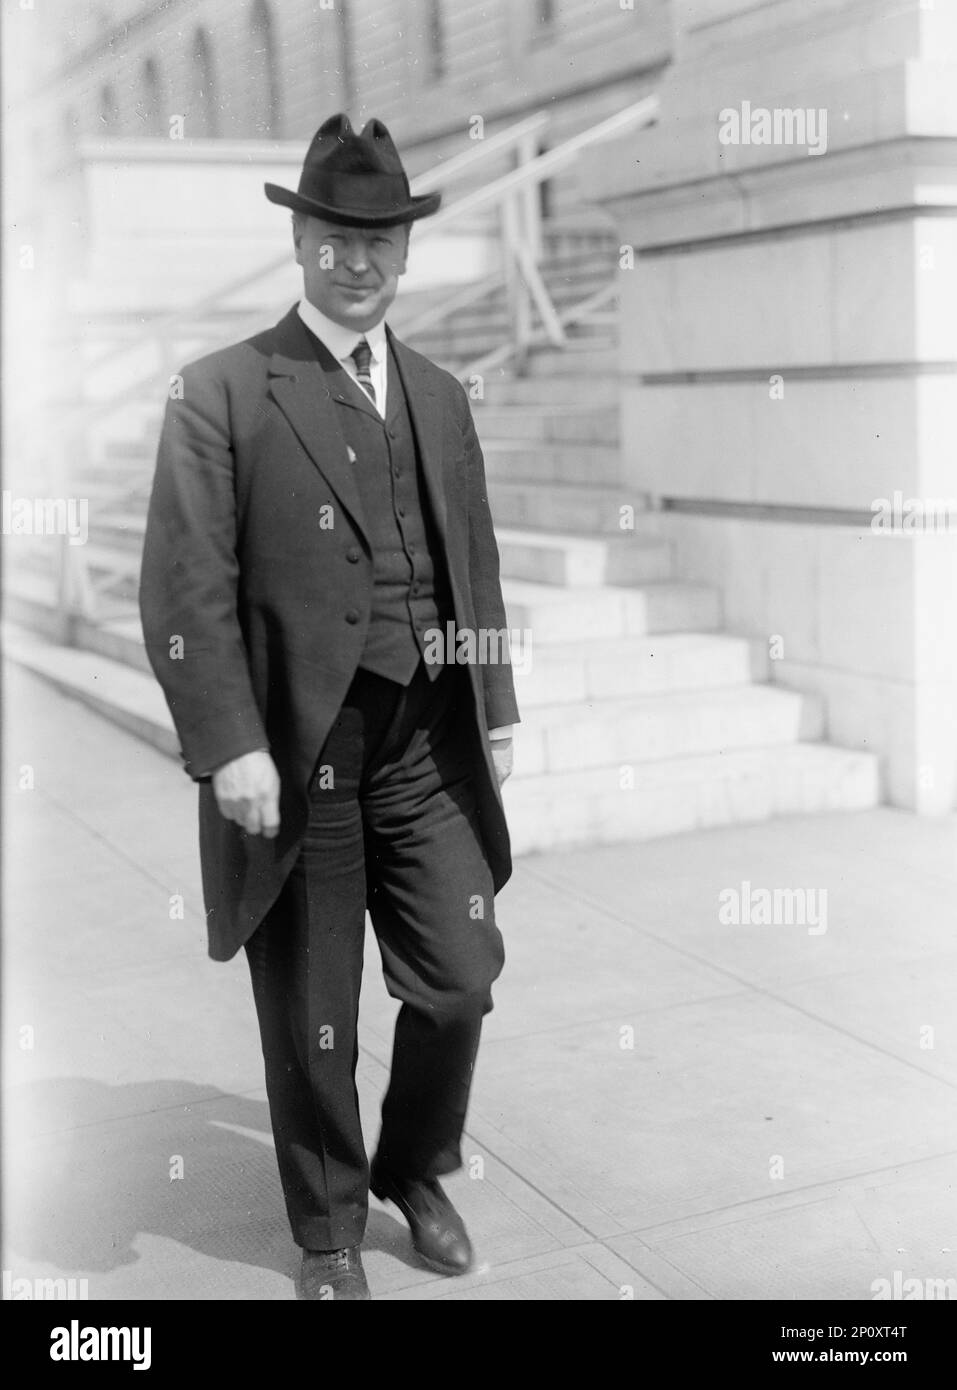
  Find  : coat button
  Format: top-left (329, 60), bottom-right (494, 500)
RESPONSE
top-left (345, 609), bottom-right (359, 624)
top-left (346, 548), bottom-right (360, 563)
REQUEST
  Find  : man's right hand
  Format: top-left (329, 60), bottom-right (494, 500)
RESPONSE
top-left (212, 749), bottom-right (281, 838)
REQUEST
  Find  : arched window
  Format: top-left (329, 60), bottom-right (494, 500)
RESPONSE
top-left (139, 56), bottom-right (164, 136)
top-left (337, 3), bottom-right (355, 109)
top-left (62, 106), bottom-right (79, 152)
top-left (249, 0), bottom-right (282, 137)
top-left (191, 26), bottom-right (218, 137)
top-left (532, 0), bottom-right (557, 43)
top-left (427, 0), bottom-right (446, 82)
top-left (98, 83), bottom-right (119, 133)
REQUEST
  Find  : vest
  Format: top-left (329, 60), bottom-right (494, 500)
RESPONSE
top-left (309, 331), bottom-right (454, 686)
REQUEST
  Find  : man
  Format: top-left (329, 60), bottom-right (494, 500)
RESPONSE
top-left (138, 114), bottom-right (519, 1301)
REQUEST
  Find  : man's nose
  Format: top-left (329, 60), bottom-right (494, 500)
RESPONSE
top-left (343, 239), bottom-right (370, 274)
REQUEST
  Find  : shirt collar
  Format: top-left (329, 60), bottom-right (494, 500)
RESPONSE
top-left (297, 297), bottom-right (388, 365)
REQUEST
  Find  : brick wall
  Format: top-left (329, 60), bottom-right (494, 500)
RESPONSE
top-left (20, 0), bottom-right (671, 164)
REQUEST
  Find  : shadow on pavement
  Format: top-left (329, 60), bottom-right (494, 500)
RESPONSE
top-left (4, 1076), bottom-right (418, 1285)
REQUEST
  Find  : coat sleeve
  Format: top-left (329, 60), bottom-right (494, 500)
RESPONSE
top-left (455, 381), bottom-right (521, 732)
top-left (138, 362), bottom-right (268, 781)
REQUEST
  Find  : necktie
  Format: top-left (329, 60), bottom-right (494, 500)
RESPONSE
top-left (350, 338), bottom-right (377, 408)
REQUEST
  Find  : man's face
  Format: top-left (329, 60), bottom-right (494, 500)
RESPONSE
top-left (293, 214), bottom-right (409, 331)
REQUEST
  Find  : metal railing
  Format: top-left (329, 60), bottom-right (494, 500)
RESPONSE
top-left (15, 95), bottom-right (658, 630)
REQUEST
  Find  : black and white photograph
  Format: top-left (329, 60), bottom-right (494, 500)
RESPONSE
top-left (2, 0), bottom-right (956, 1336)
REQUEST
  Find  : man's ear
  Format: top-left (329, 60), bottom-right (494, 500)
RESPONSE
top-left (397, 222), bottom-right (411, 275)
top-left (292, 213), bottom-right (304, 266)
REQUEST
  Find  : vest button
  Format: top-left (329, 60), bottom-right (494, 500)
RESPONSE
top-left (393, 466), bottom-right (402, 478)
top-left (408, 543), bottom-right (416, 555)
top-left (345, 609), bottom-right (359, 624)
top-left (346, 548), bottom-right (360, 563)
top-left (397, 505), bottom-right (406, 517)
top-left (388, 429), bottom-right (397, 441)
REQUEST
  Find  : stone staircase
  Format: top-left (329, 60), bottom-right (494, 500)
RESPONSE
top-left (3, 218), bottom-right (880, 852)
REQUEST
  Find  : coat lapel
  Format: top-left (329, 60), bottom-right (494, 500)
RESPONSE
top-left (387, 328), bottom-right (448, 548)
top-left (266, 308), bottom-right (369, 543)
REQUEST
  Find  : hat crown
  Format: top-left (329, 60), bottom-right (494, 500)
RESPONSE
top-left (301, 113), bottom-right (407, 189)
top-left (263, 112), bottom-right (441, 226)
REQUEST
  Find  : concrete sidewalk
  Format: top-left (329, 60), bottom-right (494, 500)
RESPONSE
top-left (3, 659), bottom-right (956, 1301)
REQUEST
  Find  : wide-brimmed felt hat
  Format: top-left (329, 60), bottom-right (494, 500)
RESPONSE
top-left (264, 113), bottom-right (441, 227)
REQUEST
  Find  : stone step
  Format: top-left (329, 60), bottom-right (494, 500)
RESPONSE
top-left (540, 240), bottom-right (618, 262)
top-left (89, 502), bottom-right (657, 564)
top-left (482, 439), bottom-right (621, 485)
top-left (87, 407), bottom-right (623, 497)
top-left (76, 613), bottom-right (153, 674)
top-left (411, 324), bottom-right (616, 364)
top-left (98, 406), bottom-right (163, 441)
top-left (410, 334), bottom-right (509, 361)
top-left (477, 375), bottom-right (620, 406)
top-left (495, 528), bottom-right (673, 586)
top-left (404, 274), bottom-right (614, 328)
top-left (474, 404), bottom-right (619, 445)
top-left (503, 743), bottom-right (880, 854)
top-left (539, 268), bottom-right (618, 297)
top-left (567, 309), bottom-right (620, 331)
top-left (2, 570), bottom-right (74, 641)
top-left (4, 567), bottom-right (762, 704)
top-left (3, 628), bottom-right (878, 856)
top-left (2, 627), bottom-right (178, 761)
top-left (89, 512), bottom-right (147, 552)
top-left (513, 685), bottom-right (823, 778)
top-left (525, 345), bottom-right (619, 377)
top-left (79, 483), bottom-right (150, 522)
top-left (81, 467), bottom-right (154, 496)
top-left (542, 215), bottom-right (617, 239)
top-left (513, 631), bottom-right (768, 706)
top-left (8, 557), bottom-right (761, 705)
top-left (49, 544), bottom-right (142, 603)
top-left (77, 481), bottom-right (152, 515)
top-left (488, 479), bottom-right (646, 534)
top-left (3, 569), bottom-right (150, 669)
top-left (408, 271), bottom-right (616, 328)
top-left (101, 439), bottom-right (157, 464)
top-left (16, 540), bottom-right (702, 640)
top-left (410, 307), bottom-right (617, 347)
top-left (542, 272), bottom-right (619, 300)
top-left (2, 536), bottom-right (57, 573)
top-left (502, 578), bottom-right (721, 641)
top-left (83, 543), bottom-right (141, 578)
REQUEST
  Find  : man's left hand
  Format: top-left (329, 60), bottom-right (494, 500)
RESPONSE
top-left (490, 738), bottom-right (513, 787)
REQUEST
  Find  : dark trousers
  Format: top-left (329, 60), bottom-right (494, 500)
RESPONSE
top-left (244, 659), bottom-right (505, 1252)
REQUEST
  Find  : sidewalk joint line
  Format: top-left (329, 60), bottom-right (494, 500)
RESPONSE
top-left (517, 861), bottom-right (957, 1095)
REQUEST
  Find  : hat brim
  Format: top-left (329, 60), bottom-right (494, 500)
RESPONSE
top-left (264, 182), bottom-right (441, 226)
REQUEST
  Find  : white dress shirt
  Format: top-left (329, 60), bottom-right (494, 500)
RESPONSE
top-left (297, 297), bottom-right (388, 416)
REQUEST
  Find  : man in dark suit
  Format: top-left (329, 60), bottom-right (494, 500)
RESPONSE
top-left (139, 114), bottom-right (519, 1301)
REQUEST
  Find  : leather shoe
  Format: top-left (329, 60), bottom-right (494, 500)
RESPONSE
top-left (299, 1246), bottom-right (371, 1301)
top-left (370, 1159), bottom-right (473, 1275)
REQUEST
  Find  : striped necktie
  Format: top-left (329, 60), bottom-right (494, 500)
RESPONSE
top-left (349, 337), bottom-right (377, 408)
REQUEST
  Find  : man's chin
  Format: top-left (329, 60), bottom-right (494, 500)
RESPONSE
top-left (333, 294), bottom-right (382, 325)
